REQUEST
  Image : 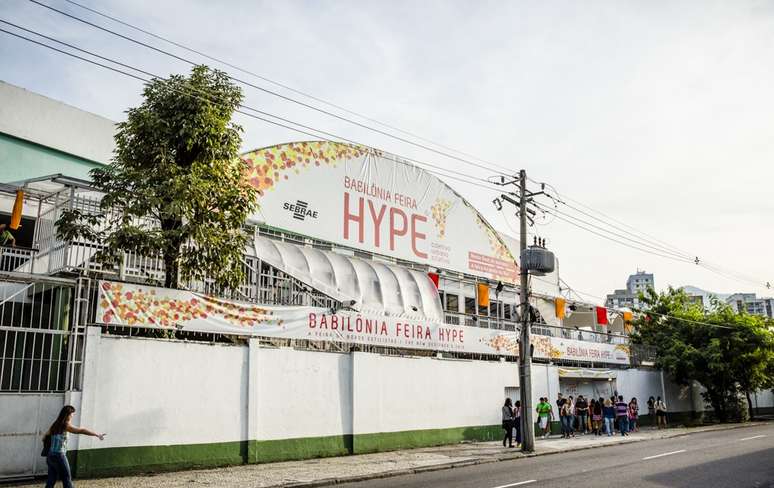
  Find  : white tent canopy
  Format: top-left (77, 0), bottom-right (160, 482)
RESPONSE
top-left (253, 235), bottom-right (443, 321)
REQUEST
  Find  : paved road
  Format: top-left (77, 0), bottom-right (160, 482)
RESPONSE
top-left (342, 424), bottom-right (774, 488)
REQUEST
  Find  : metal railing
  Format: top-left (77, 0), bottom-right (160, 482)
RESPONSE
top-left (442, 311), bottom-right (630, 345)
top-left (0, 273), bottom-right (84, 392)
top-left (531, 324), bottom-right (629, 344)
top-left (444, 311), bottom-right (518, 330)
top-left (0, 247), bottom-right (38, 273)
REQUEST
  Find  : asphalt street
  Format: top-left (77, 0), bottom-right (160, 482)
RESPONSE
top-left (342, 424), bottom-right (774, 488)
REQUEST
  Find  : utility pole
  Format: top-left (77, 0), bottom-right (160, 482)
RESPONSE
top-left (492, 170), bottom-right (550, 452)
top-left (518, 168), bottom-right (535, 452)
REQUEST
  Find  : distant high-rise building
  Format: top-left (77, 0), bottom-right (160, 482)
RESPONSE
top-left (726, 293), bottom-right (774, 318)
top-left (606, 270), bottom-right (655, 309)
top-left (680, 286), bottom-right (774, 318)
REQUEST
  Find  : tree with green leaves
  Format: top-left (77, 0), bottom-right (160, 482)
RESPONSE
top-left (57, 66), bottom-right (258, 290)
top-left (631, 287), bottom-right (774, 422)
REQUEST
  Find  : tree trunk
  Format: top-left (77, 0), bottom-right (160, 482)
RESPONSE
top-left (160, 217), bottom-right (183, 289)
top-left (163, 251), bottom-right (179, 289)
top-left (745, 390), bottom-right (754, 421)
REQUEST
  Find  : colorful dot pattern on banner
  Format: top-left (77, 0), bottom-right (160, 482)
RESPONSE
top-left (430, 198), bottom-right (451, 238)
top-left (99, 282), bottom-right (279, 328)
top-left (240, 141), bottom-right (369, 195)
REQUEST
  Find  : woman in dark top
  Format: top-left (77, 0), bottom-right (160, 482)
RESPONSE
top-left (513, 400), bottom-right (522, 447)
top-left (502, 398), bottom-right (514, 448)
top-left (591, 399), bottom-right (603, 436)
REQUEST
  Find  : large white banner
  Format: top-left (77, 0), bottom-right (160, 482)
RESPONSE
top-left (96, 282), bottom-right (629, 364)
top-left (241, 141), bottom-right (518, 283)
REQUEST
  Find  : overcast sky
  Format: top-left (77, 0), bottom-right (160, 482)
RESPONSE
top-left (2, 0), bottom-right (773, 302)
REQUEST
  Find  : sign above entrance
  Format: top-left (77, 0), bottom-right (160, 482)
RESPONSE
top-left (241, 141), bottom-right (518, 283)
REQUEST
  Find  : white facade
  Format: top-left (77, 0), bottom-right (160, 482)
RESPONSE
top-left (0, 81), bottom-right (115, 167)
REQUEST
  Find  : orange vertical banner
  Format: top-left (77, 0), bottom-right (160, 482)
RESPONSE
top-left (555, 297), bottom-right (566, 319)
top-left (10, 190), bottom-right (23, 230)
top-left (477, 283), bottom-right (490, 308)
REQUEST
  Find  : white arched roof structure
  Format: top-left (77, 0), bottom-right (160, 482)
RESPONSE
top-left (254, 235), bottom-right (443, 321)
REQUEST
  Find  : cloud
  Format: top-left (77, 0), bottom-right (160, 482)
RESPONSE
top-left (1, 0), bottom-right (773, 298)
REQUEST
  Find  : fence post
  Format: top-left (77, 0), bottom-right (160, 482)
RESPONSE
top-left (247, 338), bottom-right (260, 463)
top-left (75, 326), bottom-right (102, 459)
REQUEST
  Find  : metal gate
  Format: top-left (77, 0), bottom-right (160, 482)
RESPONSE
top-left (0, 273), bottom-right (84, 480)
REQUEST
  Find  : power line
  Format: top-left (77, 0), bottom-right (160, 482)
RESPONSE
top-left (59, 0), bottom-right (514, 176)
top-left (529, 176), bottom-right (772, 291)
top-left (535, 202), bottom-right (694, 262)
top-left (532, 202), bottom-right (694, 264)
top-left (28, 0), bottom-right (515, 179)
top-left (8, 11), bottom-right (772, 298)
top-left (0, 20), bottom-right (512, 197)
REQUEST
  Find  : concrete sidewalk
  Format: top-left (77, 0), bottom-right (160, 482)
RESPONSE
top-left (9, 422), bottom-right (769, 488)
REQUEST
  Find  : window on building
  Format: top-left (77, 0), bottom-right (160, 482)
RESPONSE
top-left (503, 304), bottom-right (512, 320)
top-left (465, 296), bottom-right (476, 315)
top-left (479, 301), bottom-right (490, 316)
top-left (446, 293), bottom-right (459, 313)
top-left (489, 301), bottom-right (500, 318)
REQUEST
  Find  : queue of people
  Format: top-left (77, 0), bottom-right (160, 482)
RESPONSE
top-left (501, 392), bottom-right (668, 445)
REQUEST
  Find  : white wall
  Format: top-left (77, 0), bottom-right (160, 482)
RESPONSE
top-left (0, 81), bottom-right (115, 165)
top-left (753, 390), bottom-right (774, 409)
top-left (352, 353), bottom-right (519, 434)
top-left (616, 368), bottom-right (665, 404)
top-left (256, 347), bottom-right (352, 440)
top-left (71, 328), bottom-right (703, 456)
top-left (531, 363), bottom-right (560, 408)
top-left (85, 335), bottom-right (248, 450)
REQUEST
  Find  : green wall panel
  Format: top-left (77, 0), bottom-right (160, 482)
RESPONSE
top-left (0, 133), bottom-right (102, 183)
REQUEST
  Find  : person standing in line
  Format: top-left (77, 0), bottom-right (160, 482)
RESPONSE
top-left (513, 400), bottom-right (522, 447)
top-left (42, 405), bottom-right (105, 488)
top-left (609, 395), bottom-right (618, 432)
top-left (566, 396), bottom-right (576, 437)
top-left (598, 397), bottom-right (607, 433)
top-left (628, 397), bottom-right (639, 433)
top-left (556, 393), bottom-right (566, 412)
top-left (575, 395), bottom-right (589, 435)
top-left (591, 399), bottom-right (603, 435)
top-left (647, 396), bottom-right (656, 429)
top-left (502, 398), bottom-right (515, 448)
top-left (615, 395), bottom-right (629, 436)
top-left (603, 399), bottom-right (616, 436)
top-left (655, 396), bottom-right (668, 429)
top-left (536, 397), bottom-right (554, 439)
top-left (560, 398), bottom-right (573, 439)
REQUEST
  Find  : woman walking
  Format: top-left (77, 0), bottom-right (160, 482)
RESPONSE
top-left (502, 398), bottom-right (515, 447)
top-left (42, 405), bottom-right (105, 488)
top-left (628, 397), bottom-right (639, 433)
top-left (512, 400), bottom-right (522, 447)
top-left (591, 399), bottom-right (603, 435)
top-left (603, 399), bottom-right (616, 436)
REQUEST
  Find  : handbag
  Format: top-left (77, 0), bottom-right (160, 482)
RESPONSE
top-left (41, 435), bottom-right (51, 457)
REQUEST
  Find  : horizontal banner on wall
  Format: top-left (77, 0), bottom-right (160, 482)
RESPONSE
top-left (96, 281), bottom-right (629, 364)
top-left (536, 336), bottom-right (630, 365)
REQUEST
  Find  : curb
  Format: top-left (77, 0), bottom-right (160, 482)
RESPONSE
top-left (273, 421), bottom-right (770, 487)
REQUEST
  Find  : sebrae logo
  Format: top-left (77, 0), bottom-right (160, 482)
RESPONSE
top-left (283, 200), bottom-right (319, 221)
